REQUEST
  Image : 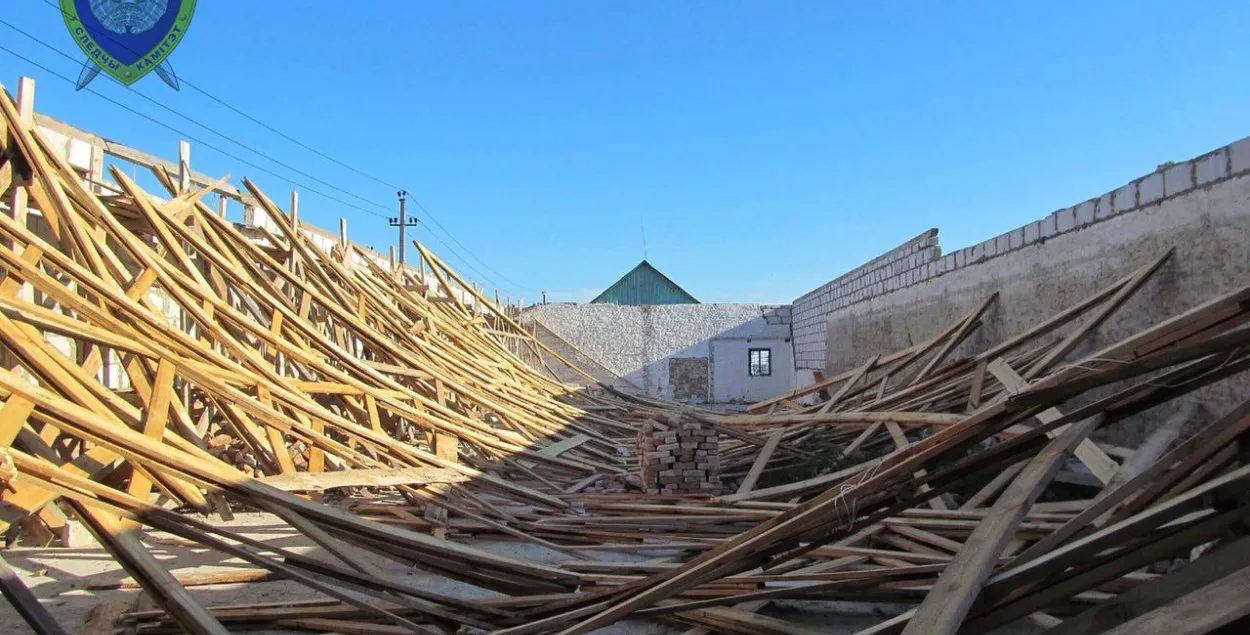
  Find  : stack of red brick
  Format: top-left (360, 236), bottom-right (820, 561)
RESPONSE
top-left (638, 414), bottom-right (721, 495)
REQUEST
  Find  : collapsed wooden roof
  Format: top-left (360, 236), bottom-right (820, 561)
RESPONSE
top-left (3, 83), bottom-right (1250, 635)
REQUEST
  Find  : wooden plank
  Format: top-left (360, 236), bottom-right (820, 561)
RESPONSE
top-left (1022, 250), bottom-right (1172, 380)
top-left (1045, 537), bottom-right (1250, 635)
top-left (0, 394), bottom-right (36, 447)
top-left (1094, 559), bottom-right (1250, 635)
top-left (884, 421), bottom-right (947, 511)
top-left (0, 552), bottom-right (69, 635)
top-left (912, 293), bottom-right (997, 384)
top-left (256, 466), bottom-right (469, 492)
top-left (69, 504), bottom-right (228, 635)
top-left (124, 359), bottom-right (177, 509)
top-left (537, 434), bottom-right (591, 458)
top-left (736, 430), bottom-right (784, 495)
top-left (988, 358), bottom-right (1119, 484)
top-left (899, 412), bottom-right (1103, 635)
top-left (818, 355), bottom-right (879, 413)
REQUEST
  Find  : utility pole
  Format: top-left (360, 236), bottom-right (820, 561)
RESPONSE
top-left (388, 190), bottom-right (416, 269)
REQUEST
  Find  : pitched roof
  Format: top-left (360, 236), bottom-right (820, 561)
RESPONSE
top-left (590, 260), bottom-right (699, 306)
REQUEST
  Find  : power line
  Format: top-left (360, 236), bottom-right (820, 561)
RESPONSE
top-left (33, 0), bottom-right (543, 294)
top-left (0, 41), bottom-right (387, 219)
top-left (0, 17), bottom-right (392, 216)
top-left (0, 40), bottom-right (517, 295)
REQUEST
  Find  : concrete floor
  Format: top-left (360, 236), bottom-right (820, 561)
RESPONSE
top-left (0, 511), bottom-right (1039, 634)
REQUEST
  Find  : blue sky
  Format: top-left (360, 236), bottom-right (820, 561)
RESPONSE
top-left (3, 1), bottom-right (1249, 304)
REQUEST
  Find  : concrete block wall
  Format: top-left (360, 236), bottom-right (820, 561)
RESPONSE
top-left (803, 135), bottom-right (1250, 445)
top-left (522, 303), bottom-right (795, 403)
top-left (792, 135), bottom-right (1250, 382)
top-left (791, 229), bottom-right (940, 371)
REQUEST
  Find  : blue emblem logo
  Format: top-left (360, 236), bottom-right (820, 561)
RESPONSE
top-left (59, 0), bottom-right (197, 90)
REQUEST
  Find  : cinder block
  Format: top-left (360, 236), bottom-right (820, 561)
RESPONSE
top-left (995, 234), bottom-right (1010, 255)
top-left (1164, 161), bottom-right (1194, 197)
top-left (1009, 228), bottom-right (1024, 249)
top-left (1095, 193), bottom-right (1115, 220)
top-left (1229, 137), bottom-right (1250, 174)
top-left (960, 247), bottom-right (975, 267)
top-left (954, 249), bottom-right (965, 267)
top-left (1138, 172), bottom-right (1163, 205)
top-left (1023, 221), bottom-right (1040, 244)
top-left (1197, 149), bottom-right (1230, 185)
top-left (1054, 207), bottom-right (1076, 233)
top-left (970, 242), bottom-right (984, 263)
top-left (980, 238), bottom-right (997, 259)
top-left (1113, 182), bottom-right (1137, 213)
top-left (1035, 216), bottom-right (1055, 240)
top-left (1075, 200), bottom-right (1096, 226)
top-left (940, 253), bottom-right (956, 272)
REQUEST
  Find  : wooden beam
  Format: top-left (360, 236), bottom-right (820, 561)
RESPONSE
top-left (256, 467), bottom-right (468, 492)
top-left (900, 413), bottom-right (1103, 635)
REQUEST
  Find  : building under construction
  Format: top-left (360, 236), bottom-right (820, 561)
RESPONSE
top-left (4, 73), bottom-right (1250, 635)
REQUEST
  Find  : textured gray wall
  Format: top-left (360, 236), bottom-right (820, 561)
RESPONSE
top-left (522, 304), bottom-right (794, 403)
top-left (792, 230), bottom-right (940, 371)
top-left (818, 139), bottom-right (1250, 445)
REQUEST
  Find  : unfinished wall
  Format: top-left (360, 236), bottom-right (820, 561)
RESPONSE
top-left (522, 304), bottom-right (794, 404)
top-left (791, 230), bottom-right (941, 373)
top-left (809, 136), bottom-right (1250, 444)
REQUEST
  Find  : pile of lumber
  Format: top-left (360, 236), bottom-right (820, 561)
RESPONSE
top-left (4, 82), bottom-right (1250, 635)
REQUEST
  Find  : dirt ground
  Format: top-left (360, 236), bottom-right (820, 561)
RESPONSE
top-left (0, 510), bottom-right (1039, 634)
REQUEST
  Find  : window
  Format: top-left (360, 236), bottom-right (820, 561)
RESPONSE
top-left (748, 348), bottom-right (772, 376)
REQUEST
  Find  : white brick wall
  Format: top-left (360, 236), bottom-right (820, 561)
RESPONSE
top-left (787, 135), bottom-right (1250, 375)
top-left (791, 229), bottom-right (939, 370)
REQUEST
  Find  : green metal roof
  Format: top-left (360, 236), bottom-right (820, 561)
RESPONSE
top-left (590, 260), bottom-right (699, 306)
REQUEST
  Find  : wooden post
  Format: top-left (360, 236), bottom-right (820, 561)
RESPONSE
top-left (428, 430), bottom-right (458, 540)
top-left (288, 192), bottom-right (299, 270)
top-left (88, 138), bottom-right (105, 195)
top-left (177, 140), bottom-right (191, 194)
top-left (7, 78), bottom-right (34, 251)
top-left (217, 193), bottom-right (227, 218)
top-left (176, 139), bottom-right (192, 408)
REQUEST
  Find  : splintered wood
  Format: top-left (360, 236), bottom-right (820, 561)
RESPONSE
top-left (3, 82), bottom-right (1250, 635)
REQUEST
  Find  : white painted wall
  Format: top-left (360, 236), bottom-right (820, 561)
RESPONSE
top-left (708, 315), bottom-right (794, 403)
